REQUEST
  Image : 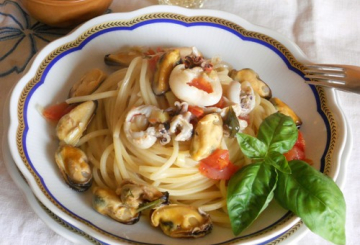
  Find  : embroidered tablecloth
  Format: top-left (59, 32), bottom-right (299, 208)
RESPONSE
top-left (1, 0), bottom-right (359, 244)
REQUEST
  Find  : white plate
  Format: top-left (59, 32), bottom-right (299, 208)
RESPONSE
top-left (3, 90), bottom-right (352, 245)
top-left (2, 92), bottom-right (92, 245)
top-left (7, 5), bottom-right (350, 245)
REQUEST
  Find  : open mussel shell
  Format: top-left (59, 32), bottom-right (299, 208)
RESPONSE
top-left (270, 97), bottom-right (302, 127)
top-left (55, 144), bottom-right (92, 192)
top-left (230, 68), bottom-right (272, 99)
top-left (117, 179), bottom-right (169, 208)
top-left (104, 51), bottom-right (142, 67)
top-left (69, 68), bottom-right (107, 98)
top-left (190, 113), bottom-right (223, 161)
top-left (150, 204), bottom-right (213, 238)
top-left (92, 186), bottom-right (141, 225)
top-left (92, 181), bottom-right (170, 225)
top-left (152, 49), bottom-right (181, 95)
top-left (56, 100), bottom-right (97, 146)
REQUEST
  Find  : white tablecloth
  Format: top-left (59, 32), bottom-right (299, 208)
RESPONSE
top-left (1, 0), bottom-right (359, 244)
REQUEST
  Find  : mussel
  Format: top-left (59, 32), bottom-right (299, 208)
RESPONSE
top-left (152, 49), bottom-right (181, 95)
top-left (150, 204), bottom-right (213, 238)
top-left (190, 113), bottom-right (223, 161)
top-left (55, 144), bottom-right (92, 192)
top-left (92, 180), bottom-right (169, 225)
top-left (93, 186), bottom-right (140, 224)
top-left (104, 50), bottom-right (142, 67)
top-left (56, 100), bottom-right (97, 146)
top-left (69, 68), bottom-right (107, 98)
top-left (230, 68), bottom-right (272, 99)
top-left (116, 180), bottom-right (169, 209)
top-left (270, 97), bottom-right (302, 127)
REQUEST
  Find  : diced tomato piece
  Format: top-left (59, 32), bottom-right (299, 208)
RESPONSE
top-left (202, 149), bottom-right (230, 169)
top-left (238, 114), bottom-right (250, 125)
top-left (147, 54), bottom-right (160, 72)
top-left (284, 130), bottom-right (306, 161)
top-left (284, 145), bottom-right (305, 161)
top-left (294, 130), bottom-right (306, 152)
top-left (187, 77), bottom-right (213, 93)
top-left (42, 102), bottom-right (76, 122)
top-left (203, 64), bottom-right (213, 73)
top-left (212, 96), bottom-right (226, 109)
top-left (145, 47), bottom-right (164, 56)
top-left (156, 47), bottom-right (164, 53)
top-left (199, 161), bottom-right (239, 180)
top-left (188, 105), bottom-right (204, 118)
top-left (199, 149), bottom-right (239, 180)
top-left (144, 48), bottom-right (156, 56)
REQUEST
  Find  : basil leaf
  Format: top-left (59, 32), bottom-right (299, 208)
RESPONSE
top-left (263, 151), bottom-right (291, 174)
top-left (257, 112), bottom-right (298, 154)
top-left (274, 160), bottom-right (346, 245)
top-left (227, 163), bottom-right (277, 235)
top-left (236, 133), bottom-right (267, 159)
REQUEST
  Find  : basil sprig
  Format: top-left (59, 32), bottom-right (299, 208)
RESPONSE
top-left (227, 163), bottom-right (277, 235)
top-left (227, 112), bottom-right (346, 245)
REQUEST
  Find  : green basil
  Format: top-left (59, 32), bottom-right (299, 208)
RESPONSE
top-left (264, 151), bottom-right (291, 174)
top-left (227, 163), bottom-right (277, 235)
top-left (229, 113), bottom-right (346, 244)
top-left (257, 112), bottom-right (298, 154)
top-left (236, 133), bottom-right (267, 159)
top-left (275, 160), bottom-right (346, 245)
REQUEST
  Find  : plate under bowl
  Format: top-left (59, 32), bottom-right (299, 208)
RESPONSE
top-left (7, 5), bottom-right (349, 245)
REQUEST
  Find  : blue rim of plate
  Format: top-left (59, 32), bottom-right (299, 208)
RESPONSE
top-left (14, 12), bottom-right (334, 245)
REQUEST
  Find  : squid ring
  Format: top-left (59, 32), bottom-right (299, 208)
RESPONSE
top-left (169, 64), bottom-right (222, 106)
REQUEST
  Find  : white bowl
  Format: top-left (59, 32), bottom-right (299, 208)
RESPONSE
top-left (7, 5), bottom-right (349, 245)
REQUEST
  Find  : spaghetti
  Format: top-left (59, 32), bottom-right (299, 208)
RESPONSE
top-left (66, 47), bottom-right (277, 225)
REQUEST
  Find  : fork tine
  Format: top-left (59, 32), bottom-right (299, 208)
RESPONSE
top-left (305, 80), bottom-right (347, 90)
top-left (304, 69), bottom-right (345, 77)
top-left (304, 65), bottom-right (346, 77)
top-left (304, 64), bottom-right (360, 94)
top-left (304, 74), bottom-right (347, 83)
top-left (304, 64), bottom-right (345, 71)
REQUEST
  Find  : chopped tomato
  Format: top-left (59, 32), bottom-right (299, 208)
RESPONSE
top-left (284, 145), bottom-right (305, 161)
top-left (212, 96), bottom-right (226, 109)
top-left (144, 47), bottom-right (164, 56)
top-left (294, 130), bottom-right (305, 152)
top-left (199, 149), bottom-right (239, 180)
top-left (188, 105), bottom-right (204, 118)
top-left (147, 54), bottom-right (160, 72)
top-left (202, 149), bottom-right (230, 169)
top-left (238, 114), bottom-right (250, 125)
top-left (42, 102), bottom-right (76, 122)
top-left (203, 64), bottom-right (213, 73)
top-left (155, 47), bottom-right (164, 53)
top-left (187, 77), bottom-right (213, 93)
top-left (199, 161), bottom-right (239, 180)
top-left (284, 130), bottom-right (306, 161)
top-left (144, 48), bottom-right (156, 56)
